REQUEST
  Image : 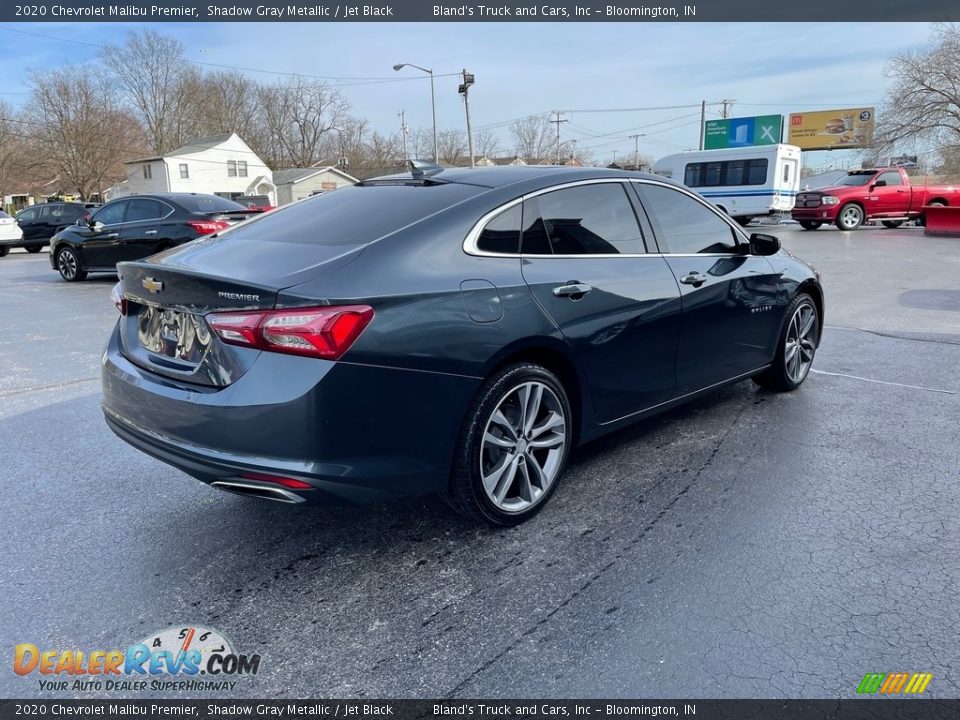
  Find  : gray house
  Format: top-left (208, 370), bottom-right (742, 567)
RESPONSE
top-left (274, 167), bottom-right (358, 205)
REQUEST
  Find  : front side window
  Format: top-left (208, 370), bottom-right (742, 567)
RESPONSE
top-left (876, 170), bottom-right (903, 187)
top-left (93, 201), bottom-right (128, 226)
top-left (477, 205), bottom-right (522, 254)
top-left (227, 160), bottom-right (238, 177)
top-left (179, 163), bottom-right (189, 179)
top-left (142, 164), bottom-right (152, 180)
top-left (16, 207), bottom-right (38, 223)
top-left (522, 183), bottom-right (645, 255)
top-left (637, 184), bottom-right (739, 255)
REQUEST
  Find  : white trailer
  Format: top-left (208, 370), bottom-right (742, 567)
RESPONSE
top-left (652, 144), bottom-right (801, 224)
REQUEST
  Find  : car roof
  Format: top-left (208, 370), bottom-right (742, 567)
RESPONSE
top-left (369, 164), bottom-right (668, 190)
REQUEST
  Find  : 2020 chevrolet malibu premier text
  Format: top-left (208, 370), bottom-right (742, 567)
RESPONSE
top-left (102, 165), bottom-right (823, 525)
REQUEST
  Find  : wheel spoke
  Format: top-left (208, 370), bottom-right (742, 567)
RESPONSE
top-left (493, 455), bottom-right (521, 504)
top-left (529, 433), bottom-right (564, 450)
top-left (800, 308), bottom-right (815, 338)
top-left (483, 452), bottom-right (515, 495)
top-left (483, 431), bottom-right (514, 449)
top-left (529, 411), bottom-right (564, 440)
top-left (490, 409), bottom-right (518, 440)
top-left (521, 383), bottom-right (543, 436)
top-left (525, 452), bottom-right (549, 491)
top-left (517, 461), bottom-right (534, 502)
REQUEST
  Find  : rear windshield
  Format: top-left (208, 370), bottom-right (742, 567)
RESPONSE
top-left (219, 183), bottom-right (482, 246)
top-left (0, 211), bottom-right (9, 219)
top-left (176, 195), bottom-right (248, 213)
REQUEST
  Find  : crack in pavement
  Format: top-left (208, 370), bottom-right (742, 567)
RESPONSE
top-left (444, 399), bottom-right (753, 697)
top-left (809, 369), bottom-right (956, 395)
top-left (0, 376), bottom-right (100, 398)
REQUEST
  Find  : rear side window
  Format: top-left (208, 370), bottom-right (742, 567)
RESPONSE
top-left (636, 183), bottom-right (739, 254)
top-left (126, 199), bottom-right (166, 222)
top-left (523, 183), bottom-right (645, 255)
top-left (477, 205), bottom-right (521, 254)
top-left (222, 183), bottom-right (481, 246)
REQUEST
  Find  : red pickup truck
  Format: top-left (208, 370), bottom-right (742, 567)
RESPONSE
top-left (792, 167), bottom-right (960, 231)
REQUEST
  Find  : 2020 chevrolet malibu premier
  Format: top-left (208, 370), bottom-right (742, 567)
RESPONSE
top-left (102, 165), bottom-right (823, 525)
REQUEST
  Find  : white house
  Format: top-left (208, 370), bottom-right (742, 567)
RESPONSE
top-left (273, 167), bottom-right (358, 205)
top-left (118, 133), bottom-right (276, 205)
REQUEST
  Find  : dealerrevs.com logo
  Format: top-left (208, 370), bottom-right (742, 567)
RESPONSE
top-left (14, 625), bottom-right (261, 693)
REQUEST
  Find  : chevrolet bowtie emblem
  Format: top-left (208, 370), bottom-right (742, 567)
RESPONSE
top-left (142, 277), bottom-right (164, 293)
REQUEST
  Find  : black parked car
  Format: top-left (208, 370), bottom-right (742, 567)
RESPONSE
top-left (102, 165), bottom-right (824, 525)
top-left (11, 202), bottom-right (99, 253)
top-left (49, 193), bottom-right (257, 281)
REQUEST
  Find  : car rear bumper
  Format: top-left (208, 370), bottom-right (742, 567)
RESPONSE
top-left (101, 323), bottom-right (480, 504)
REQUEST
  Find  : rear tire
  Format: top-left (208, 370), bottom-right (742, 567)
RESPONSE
top-left (0, 246), bottom-right (9, 258)
top-left (919, 200), bottom-right (945, 227)
top-left (753, 293), bottom-right (819, 392)
top-left (734, 216), bottom-right (753, 227)
top-left (835, 203), bottom-right (864, 231)
top-left (444, 363), bottom-right (572, 526)
top-left (25, 245), bottom-right (42, 253)
top-left (881, 220), bottom-right (904, 229)
top-left (799, 221), bottom-right (822, 231)
top-left (56, 247), bottom-right (87, 282)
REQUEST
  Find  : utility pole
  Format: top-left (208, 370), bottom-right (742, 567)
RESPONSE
top-left (699, 100), bottom-right (706, 151)
top-left (629, 134), bottom-right (643, 171)
top-left (458, 69), bottom-right (476, 168)
top-left (398, 109), bottom-right (409, 161)
top-left (550, 111), bottom-right (569, 165)
top-left (721, 98), bottom-right (735, 119)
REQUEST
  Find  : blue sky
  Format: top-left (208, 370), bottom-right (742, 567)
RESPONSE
top-left (0, 21), bottom-right (935, 165)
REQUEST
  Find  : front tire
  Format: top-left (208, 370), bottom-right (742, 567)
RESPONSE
top-left (25, 245), bottom-right (42, 253)
top-left (799, 221), bottom-right (822, 231)
top-left (56, 247), bottom-right (87, 282)
top-left (0, 246), bottom-right (9, 257)
top-left (753, 293), bottom-right (819, 392)
top-left (445, 363), bottom-right (572, 526)
top-left (835, 203), bottom-right (864, 231)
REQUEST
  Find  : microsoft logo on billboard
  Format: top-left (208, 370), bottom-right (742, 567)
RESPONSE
top-left (856, 672), bottom-right (933, 694)
top-left (703, 115), bottom-right (783, 150)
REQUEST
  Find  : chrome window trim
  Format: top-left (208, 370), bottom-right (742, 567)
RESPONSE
top-left (462, 176), bottom-right (749, 259)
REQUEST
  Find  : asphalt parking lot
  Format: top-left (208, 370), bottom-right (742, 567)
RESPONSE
top-left (1, 223), bottom-right (958, 699)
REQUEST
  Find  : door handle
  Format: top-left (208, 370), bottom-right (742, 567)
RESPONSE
top-left (105, 233), bottom-right (119, 239)
top-left (552, 282), bottom-right (592, 298)
top-left (144, 230), bottom-right (158, 235)
top-left (679, 272), bottom-right (707, 287)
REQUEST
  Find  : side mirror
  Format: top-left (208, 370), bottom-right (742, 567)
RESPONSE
top-left (90, 220), bottom-right (104, 232)
top-left (749, 232), bottom-right (780, 256)
top-left (870, 179), bottom-right (887, 189)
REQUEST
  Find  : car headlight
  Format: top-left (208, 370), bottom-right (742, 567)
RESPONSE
top-left (821, 196), bottom-right (840, 206)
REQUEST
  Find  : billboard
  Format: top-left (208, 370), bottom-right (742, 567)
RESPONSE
top-left (787, 108), bottom-right (876, 150)
top-left (704, 115), bottom-right (782, 149)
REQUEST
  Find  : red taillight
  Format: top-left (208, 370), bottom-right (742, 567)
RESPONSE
top-left (186, 220), bottom-right (230, 235)
top-left (206, 305), bottom-right (374, 360)
top-left (111, 281), bottom-right (127, 316)
top-left (240, 472), bottom-right (313, 490)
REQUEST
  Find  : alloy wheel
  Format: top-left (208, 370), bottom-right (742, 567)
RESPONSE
top-left (838, 205), bottom-right (863, 230)
top-left (784, 303), bottom-right (817, 384)
top-left (480, 381), bottom-right (566, 514)
top-left (57, 250), bottom-right (77, 280)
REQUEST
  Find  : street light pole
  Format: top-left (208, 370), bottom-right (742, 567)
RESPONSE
top-left (393, 63), bottom-right (438, 162)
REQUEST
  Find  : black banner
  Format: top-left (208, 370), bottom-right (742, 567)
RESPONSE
top-left (0, 0), bottom-right (958, 22)
top-left (1, 700), bottom-right (959, 720)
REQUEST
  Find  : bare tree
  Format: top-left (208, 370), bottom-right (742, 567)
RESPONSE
top-left (28, 69), bottom-right (144, 200)
top-left (0, 101), bottom-right (17, 207)
top-left (876, 23), bottom-right (960, 151)
top-left (260, 77), bottom-right (349, 168)
top-left (102, 30), bottom-right (202, 154)
top-left (510, 114), bottom-right (556, 162)
top-left (474, 130), bottom-right (502, 159)
top-left (437, 130), bottom-right (467, 165)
